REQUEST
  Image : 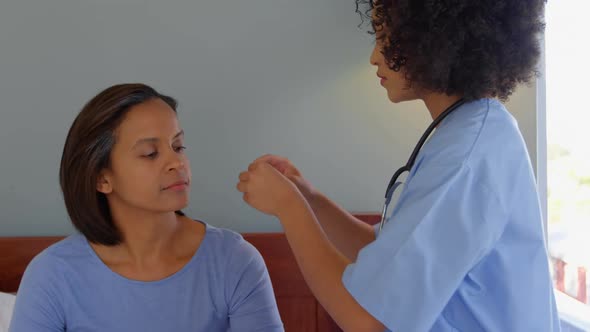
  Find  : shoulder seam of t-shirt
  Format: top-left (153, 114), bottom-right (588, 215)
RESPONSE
top-left (462, 99), bottom-right (492, 168)
top-left (24, 246), bottom-right (67, 320)
top-left (33, 235), bottom-right (83, 270)
top-left (464, 100), bottom-right (517, 216)
top-left (222, 231), bottom-right (245, 307)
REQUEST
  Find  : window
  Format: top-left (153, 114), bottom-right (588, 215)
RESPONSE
top-left (545, 1), bottom-right (590, 330)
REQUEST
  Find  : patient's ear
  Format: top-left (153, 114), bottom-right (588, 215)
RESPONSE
top-left (96, 171), bottom-right (113, 194)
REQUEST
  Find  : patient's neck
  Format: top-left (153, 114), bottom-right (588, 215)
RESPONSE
top-left (101, 204), bottom-right (182, 266)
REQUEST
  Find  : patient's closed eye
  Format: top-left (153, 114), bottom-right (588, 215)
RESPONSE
top-left (144, 151), bottom-right (158, 159)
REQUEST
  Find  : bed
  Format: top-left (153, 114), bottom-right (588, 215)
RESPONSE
top-left (0, 213), bottom-right (380, 332)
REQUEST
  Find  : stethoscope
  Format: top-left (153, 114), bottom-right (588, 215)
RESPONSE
top-left (378, 98), bottom-right (466, 235)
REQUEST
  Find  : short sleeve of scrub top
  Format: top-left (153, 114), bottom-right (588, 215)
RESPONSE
top-left (343, 163), bottom-right (508, 331)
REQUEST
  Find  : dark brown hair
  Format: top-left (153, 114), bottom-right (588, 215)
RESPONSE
top-left (356, 0), bottom-right (546, 101)
top-left (59, 83), bottom-right (184, 246)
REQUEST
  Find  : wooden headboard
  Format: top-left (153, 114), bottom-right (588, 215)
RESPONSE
top-left (0, 213), bottom-right (379, 332)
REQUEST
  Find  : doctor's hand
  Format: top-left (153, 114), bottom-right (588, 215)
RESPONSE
top-left (252, 154), bottom-right (317, 202)
top-left (236, 162), bottom-right (305, 218)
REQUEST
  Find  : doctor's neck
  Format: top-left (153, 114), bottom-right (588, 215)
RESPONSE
top-left (421, 93), bottom-right (464, 121)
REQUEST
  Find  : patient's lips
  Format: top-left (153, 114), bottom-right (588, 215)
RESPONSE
top-left (163, 180), bottom-right (189, 191)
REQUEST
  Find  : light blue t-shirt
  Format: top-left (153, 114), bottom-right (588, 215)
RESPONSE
top-left (10, 222), bottom-right (284, 332)
top-left (343, 99), bottom-right (560, 331)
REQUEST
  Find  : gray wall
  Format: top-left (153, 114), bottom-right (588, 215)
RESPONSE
top-left (0, 0), bottom-right (538, 236)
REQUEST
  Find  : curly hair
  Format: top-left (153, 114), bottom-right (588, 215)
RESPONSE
top-left (356, 0), bottom-right (546, 101)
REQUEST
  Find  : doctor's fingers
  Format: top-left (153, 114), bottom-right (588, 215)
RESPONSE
top-left (236, 181), bottom-right (248, 193)
top-left (248, 162), bottom-right (260, 172)
top-left (254, 154), bottom-right (285, 164)
top-left (254, 154), bottom-right (291, 168)
top-left (255, 155), bottom-right (296, 174)
top-left (242, 192), bottom-right (252, 205)
top-left (239, 171), bottom-right (250, 181)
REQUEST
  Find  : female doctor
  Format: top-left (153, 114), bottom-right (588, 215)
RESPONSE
top-left (237, 0), bottom-right (560, 331)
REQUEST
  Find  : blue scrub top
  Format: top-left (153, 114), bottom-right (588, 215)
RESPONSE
top-left (342, 99), bottom-right (560, 331)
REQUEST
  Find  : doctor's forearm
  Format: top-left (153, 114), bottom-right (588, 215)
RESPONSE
top-left (277, 199), bottom-right (386, 332)
top-left (306, 191), bottom-right (375, 261)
